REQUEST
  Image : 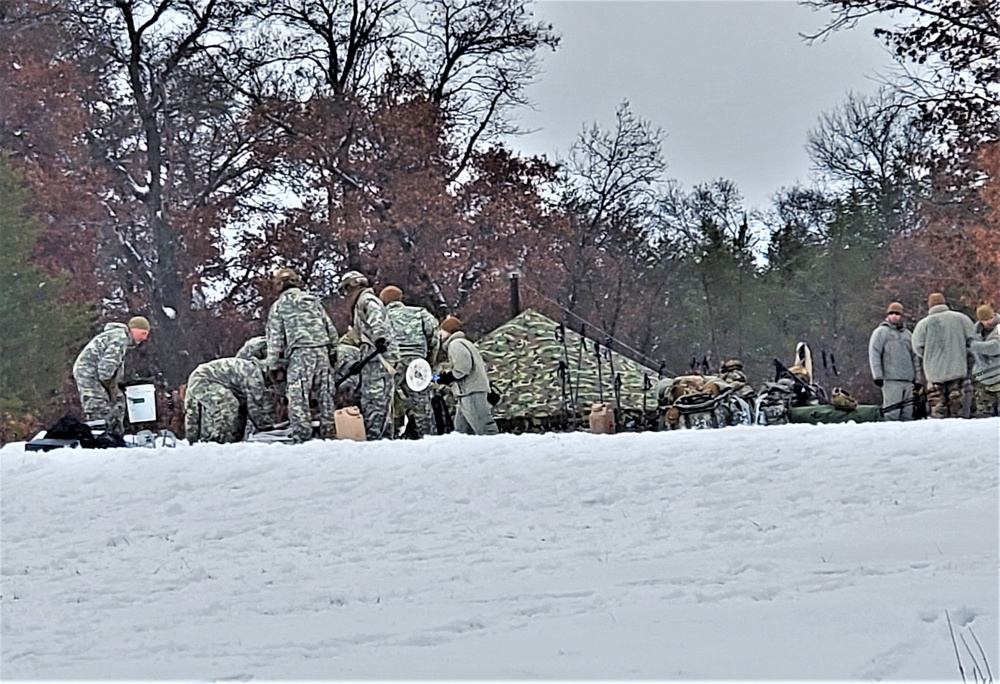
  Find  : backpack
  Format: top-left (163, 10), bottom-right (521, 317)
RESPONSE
top-left (44, 415), bottom-right (125, 449)
top-left (755, 380), bottom-right (795, 425)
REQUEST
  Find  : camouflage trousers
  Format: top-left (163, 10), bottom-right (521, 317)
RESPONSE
top-left (453, 392), bottom-right (499, 436)
top-left (286, 347), bottom-right (334, 442)
top-left (395, 357), bottom-right (437, 437)
top-left (74, 374), bottom-right (125, 437)
top-left (926, 377), bottom-right (971, 419)
top-left (972, 383), bottom-right (1000, 418)
top-left (184, 382), bottom-right (246, 444)
top-left (360, 359), bottom-right (396, 440)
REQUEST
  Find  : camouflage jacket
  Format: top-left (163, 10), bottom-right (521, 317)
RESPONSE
top-left (385, 301), bottom-right (438, 360)
top-left (187, 357), bottom-right (276, 430)
top-left (72, 322), bottom-right (136, 386)
top-left (236, 335), bottom-right (268, 361)
top-left (265, 287), bottom-right (338, 369)
top-left (352, 288), bottom-right (399, 362)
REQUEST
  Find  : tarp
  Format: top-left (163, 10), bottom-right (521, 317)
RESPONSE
top-left (476, 309), bottom-right (660, 422)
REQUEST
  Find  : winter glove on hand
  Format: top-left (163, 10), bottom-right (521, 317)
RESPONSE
top-left (873, 378), bottom-right (884, 387)
top-left (436, 370), bottom-right (456, 385)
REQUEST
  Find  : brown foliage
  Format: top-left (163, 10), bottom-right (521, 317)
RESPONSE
top-left (885, 141), bottom-right (1000, 310)
top-left (0, 5), bottom-right (105, 301)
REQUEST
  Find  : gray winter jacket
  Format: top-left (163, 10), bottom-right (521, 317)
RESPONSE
top-left (969, 315), bottom-right (1000, 390)
top-left (442, 331), bottom-right (491, 397)
top-left (868, 320), bottom-right (917, 383)
top-left (911, 304), bottom-right (975, 384)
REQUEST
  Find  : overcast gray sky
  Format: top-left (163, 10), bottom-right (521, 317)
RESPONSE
top-left (511, 0), bottom-right (896, 209)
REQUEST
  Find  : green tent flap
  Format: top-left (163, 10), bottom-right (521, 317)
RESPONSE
top-left (477, 309), bottom-right (660, 421)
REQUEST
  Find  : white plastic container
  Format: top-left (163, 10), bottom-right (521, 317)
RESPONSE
top-left (125, 384), bottom-right (157, 424)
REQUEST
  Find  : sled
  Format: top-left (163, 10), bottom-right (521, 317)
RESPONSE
top-left (787, 404), bottom-right (882, 424)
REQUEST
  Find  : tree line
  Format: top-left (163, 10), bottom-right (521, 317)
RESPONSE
top-left (2, 0), bottom-right (998, 439)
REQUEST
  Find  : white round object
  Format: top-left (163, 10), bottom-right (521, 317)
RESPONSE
top-left (405, 358), bottom-right (433, 392)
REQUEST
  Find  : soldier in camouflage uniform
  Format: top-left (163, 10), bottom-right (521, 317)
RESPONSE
top-left (436, 315), bottom-right (499, 435)
top-left (72, 316), bottom-right (151, 437)
top-left (331, 327), bottom-right (363, 408)
top-left (337, 270), bottom-right (400, 440)
top-left (184, 357), bottom-right (276, 443)
top-left (236, 334), bottom-right (288, 422)
top-left (236, 335), bottom-right (267, 360)
top-left (379, 285), bottom-right (440, 437)
top-left (264, 268), bottom-right (338, 442)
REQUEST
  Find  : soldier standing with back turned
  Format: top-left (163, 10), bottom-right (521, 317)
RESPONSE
top-left (380, 285), bottom-right (440, 437)
top-left (264, 268), bottom-right (338, 442)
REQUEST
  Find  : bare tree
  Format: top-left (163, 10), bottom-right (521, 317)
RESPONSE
top-left (806, 88), bottom-right (929, 234)
top-left (558, 100), bottom-right (667, 320)
top-left (801, 0), bottom-right (1000, 157)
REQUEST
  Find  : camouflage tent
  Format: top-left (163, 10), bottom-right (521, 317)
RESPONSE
top-left (477, 309), bottom-right (661, 430)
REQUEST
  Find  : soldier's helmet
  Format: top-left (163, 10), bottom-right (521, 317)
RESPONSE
top-left (337, 270), bottom-right (369, 295)
top-left (272, 267), bottom-right (304, 292)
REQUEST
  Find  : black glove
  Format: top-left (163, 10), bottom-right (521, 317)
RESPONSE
top-left (873, 378), bottom-right (884, 387)
top-left (436, 371), bottom-right (456, 385)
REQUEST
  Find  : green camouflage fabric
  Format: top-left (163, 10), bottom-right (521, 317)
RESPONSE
top-left (184, 357), bottom-right (276, 443)
top-left (265, 287), bottom-right (338, 441)
top-left (264, 287), bottom-right (338, 370)
top-left (476, 309), bottom-right (659, 423)
top-left (352, 289), bottom-right (399, 361)
top-left (384, 301), bottom-right (438, 437)
top-left (385, 301), bottom-right (439, 360)
top-left (973, 384), bottom-right (999, 417)
top-left (352, 289), bottom-right (398, 440)
top-left (236, 336), bottom-right (267, 361)
top-left (332, 342), bottom-right (361, 398)
top-left (72, 322), bottom-right (137, 436)
top-left (285, 346), bottom-right (335, 441)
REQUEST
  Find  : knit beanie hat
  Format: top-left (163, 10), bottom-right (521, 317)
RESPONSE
top-left (128, 316), bottom-right (151, 332)
top-left (440, 315), bottom-right (462, 334)
top-left (379, 285), bottom-right (403, 304)
top-left (886, 302), bottom-right (904, 315)
top-left (927, 292), bottom-right (946, 308)
top-left (976, 304), bottom-right (995, 322)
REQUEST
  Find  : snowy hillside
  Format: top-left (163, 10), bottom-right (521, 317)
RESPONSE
top-left (2, 420), bottom-right (998, 680)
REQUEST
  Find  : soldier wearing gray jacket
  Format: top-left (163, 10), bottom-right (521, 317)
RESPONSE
top-left (911, 292), bottom-right (975, 419)
top-left (970, 304), bottom-right (1000, 417)
top-left (72, 316), bottom-right (151, 437)
top-left (265, 268), bottom-right (338, 442)
top-left (380, 285), bottom-right (439, 437)
top-left (868, 301), bottom-right (918, 421)
top-left (436, 316), bottom-right (499, 436)
top-left (184, 357), bottom-right (276, 443)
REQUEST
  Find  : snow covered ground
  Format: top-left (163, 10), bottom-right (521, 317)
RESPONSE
top-left (2, 419), bottom-right (997, 680)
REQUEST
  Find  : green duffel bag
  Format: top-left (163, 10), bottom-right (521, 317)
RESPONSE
top-left (787, 403), bottom-right (883, 424)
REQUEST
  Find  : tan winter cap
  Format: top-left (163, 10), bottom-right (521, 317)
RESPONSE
top-left (976, 304), bottom-right (995, 322)
top-left (886, 302), bottom-right (904, 315)
top-left (128, 316), bottom-right (151, 331)
top-left (927, 292), bottom-right (946, 308)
